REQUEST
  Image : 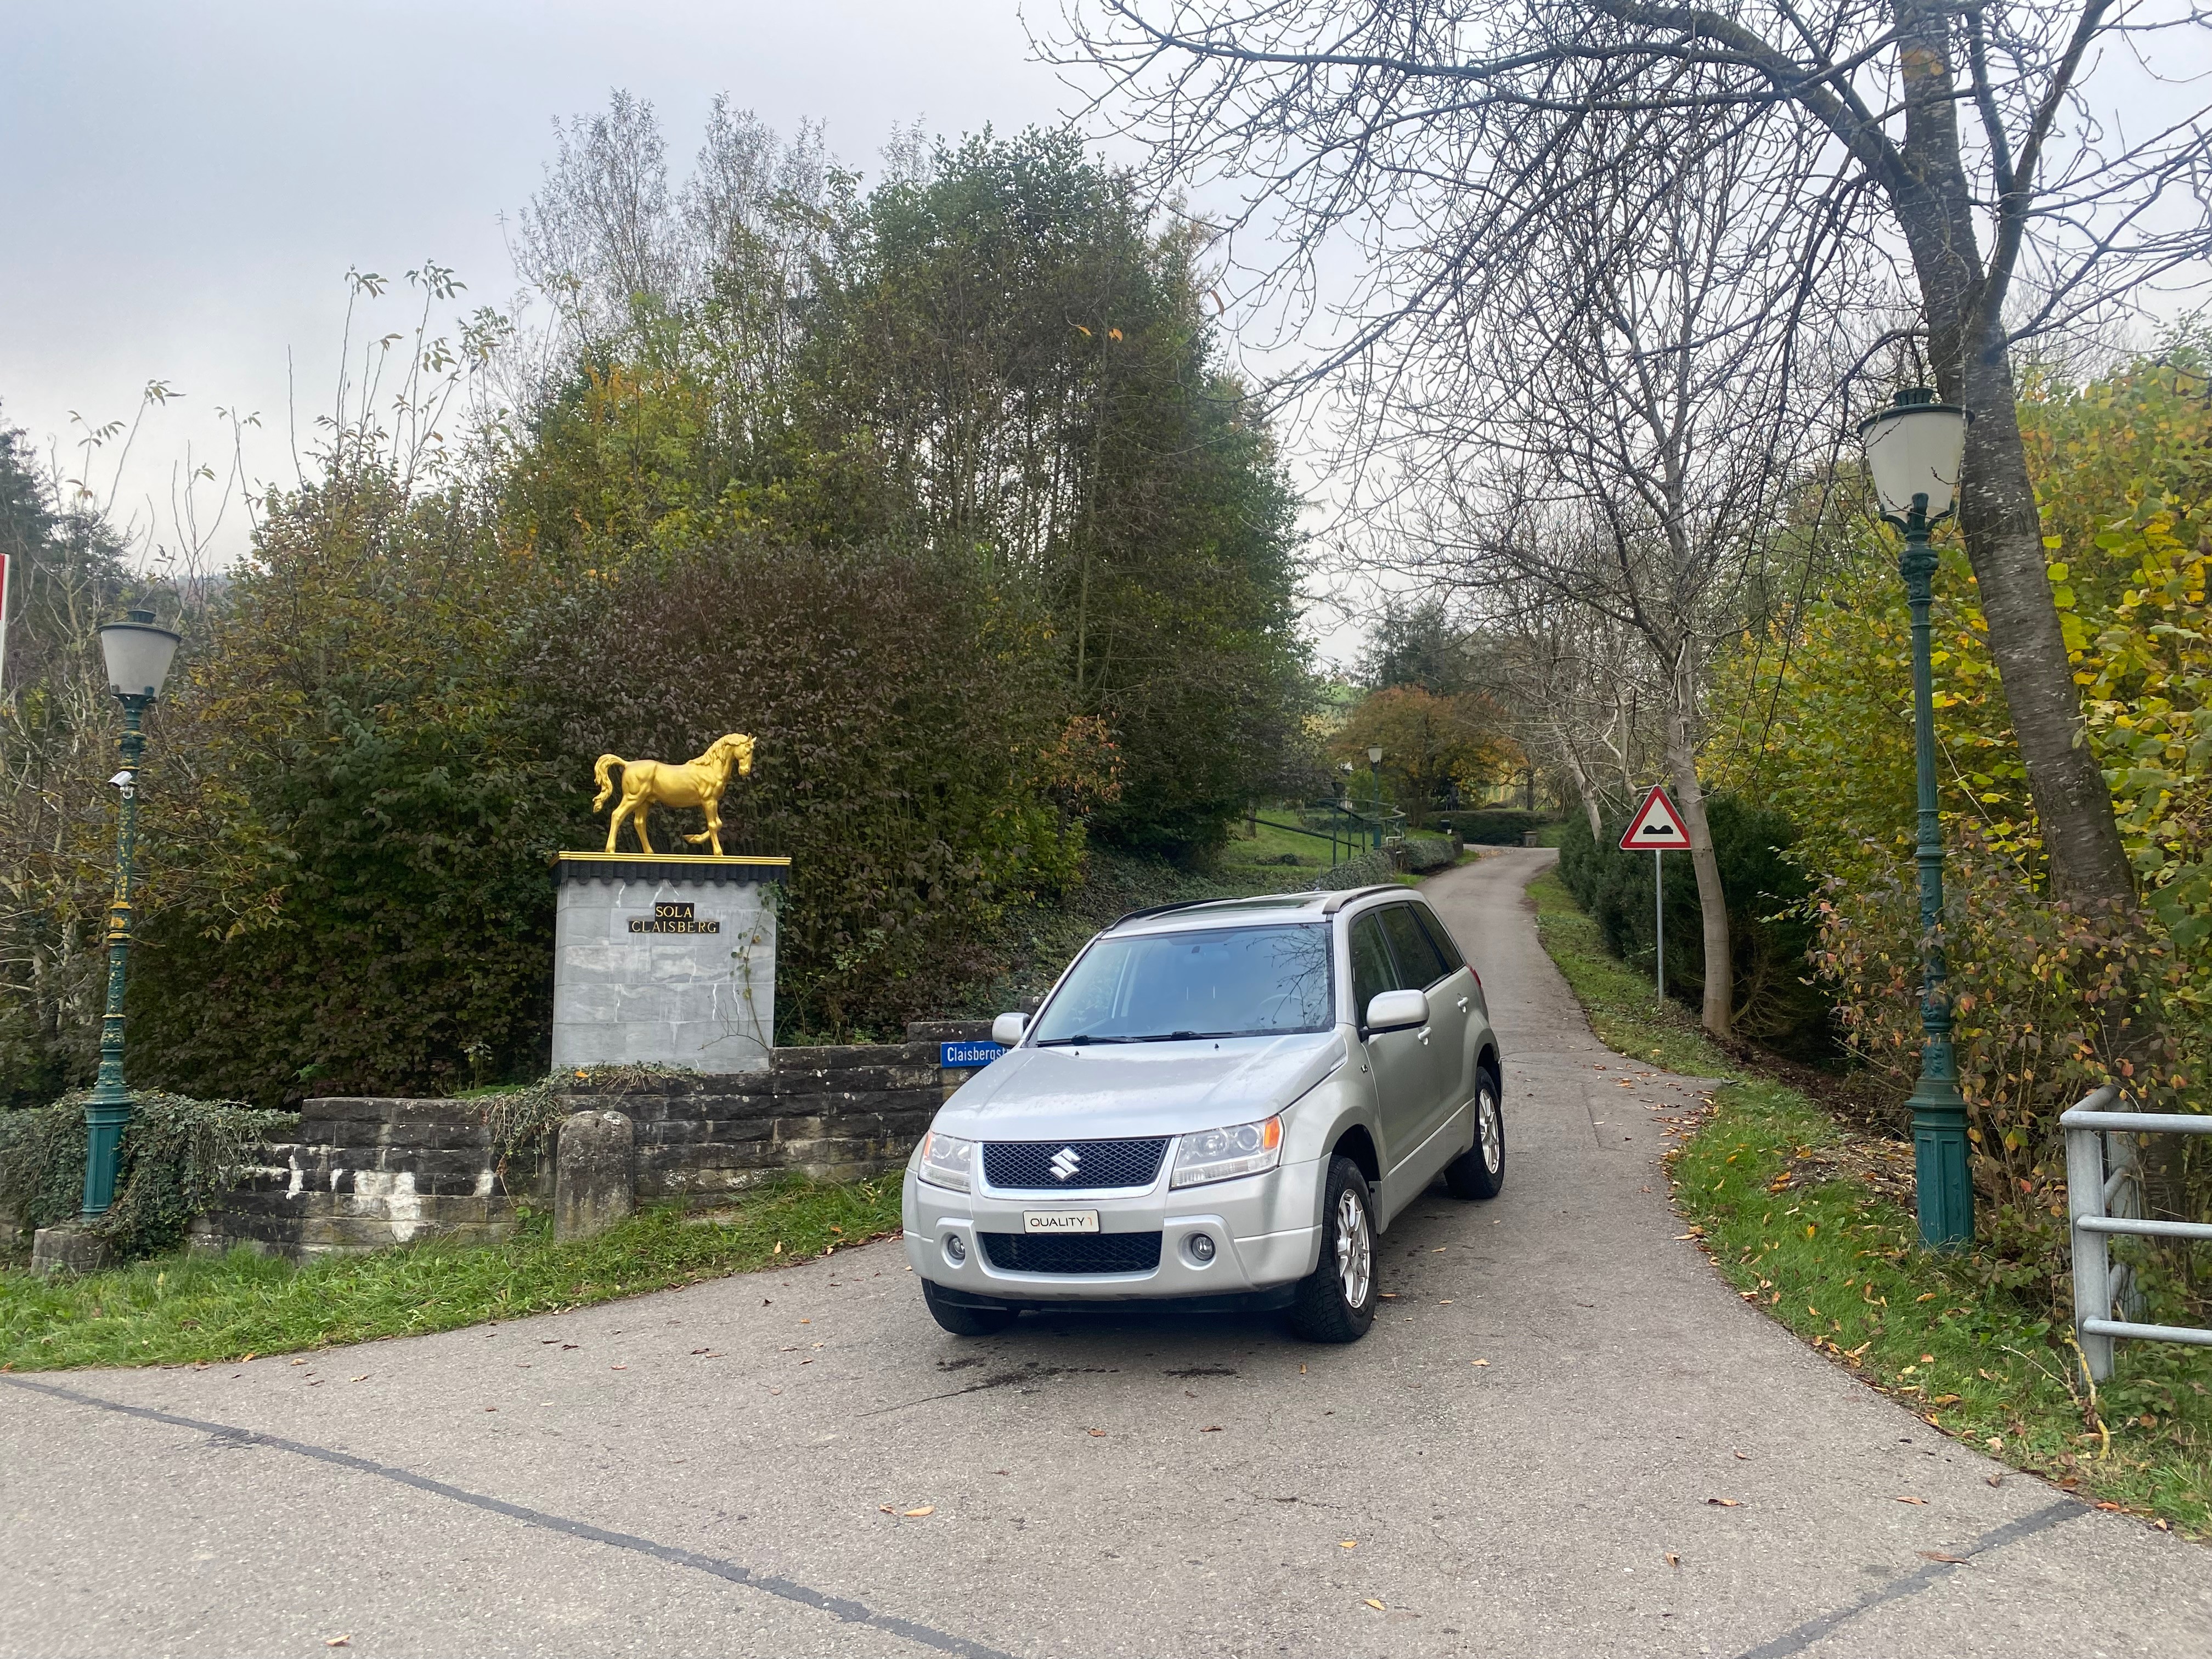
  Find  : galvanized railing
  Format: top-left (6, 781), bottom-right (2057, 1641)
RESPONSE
top-left (2062, 1083), bottom-right (2212, 1381)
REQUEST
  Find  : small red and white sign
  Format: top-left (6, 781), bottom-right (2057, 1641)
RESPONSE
top-left (1620, 785), bottom-right (1692, 851)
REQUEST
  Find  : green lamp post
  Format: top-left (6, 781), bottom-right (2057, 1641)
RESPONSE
top-left (1858, 387), bottom-right (1975, 1250)
top-left (82, 607), bottom-right (181, 1218)
top-left (1367, 746), bottom-right (1385, 850)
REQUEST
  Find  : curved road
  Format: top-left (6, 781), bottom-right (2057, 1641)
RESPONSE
top-left (5, 849), bottom-right (2206, 1657)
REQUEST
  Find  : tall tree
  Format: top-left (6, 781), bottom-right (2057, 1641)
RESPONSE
top-left (1058, 0), bottom-right (2212, 909)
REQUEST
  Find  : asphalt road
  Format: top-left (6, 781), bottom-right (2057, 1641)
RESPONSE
top-left (5, 848), bottom-right (2207, 1658)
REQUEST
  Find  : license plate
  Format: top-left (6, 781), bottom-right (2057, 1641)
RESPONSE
top-left (1023, 1209), bottom-right (1100, 1234)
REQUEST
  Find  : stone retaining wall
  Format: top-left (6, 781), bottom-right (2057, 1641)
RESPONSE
top-left (188, 1020), bottom-right (995, 1261)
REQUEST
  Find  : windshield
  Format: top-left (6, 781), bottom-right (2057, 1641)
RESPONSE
top-left (1030, 924), bottom-right (1335, 1045)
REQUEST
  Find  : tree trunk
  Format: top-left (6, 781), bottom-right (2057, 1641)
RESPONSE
top-left (1888, 0), bottom-right (2135, 913)
top-left (1560, 744), bottom-right (1605, 838)
top-left (1664, 706), bottom-right (1733, 1038)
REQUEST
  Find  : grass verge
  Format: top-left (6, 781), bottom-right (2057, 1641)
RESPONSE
top-left (1529, 867), bottom-right (2212, 1538)
top-left (0, 1174), bottom-right (900, 1372)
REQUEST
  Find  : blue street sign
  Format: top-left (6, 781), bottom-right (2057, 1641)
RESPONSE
top-left (940, 1041), bottom-right (1006, 1068)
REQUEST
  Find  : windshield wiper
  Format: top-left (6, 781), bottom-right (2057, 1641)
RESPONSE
top-left (1035, 1034), bottom-right (1145, 1046)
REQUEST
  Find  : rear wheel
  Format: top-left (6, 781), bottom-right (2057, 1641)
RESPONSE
top-left (1444, 1066), bottom-right (1505, 1199)
top-left (922, 1278), bottom-right (1015, 1336)
top-left (1289, 1156), bottom-right (1378, 1343)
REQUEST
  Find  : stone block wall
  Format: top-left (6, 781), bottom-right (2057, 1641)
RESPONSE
top-left (188, 1020), bottom-right (997, 1261)
top-left (189, 1097), bottom-right (543, 1261)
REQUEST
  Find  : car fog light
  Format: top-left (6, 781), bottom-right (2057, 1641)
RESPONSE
top-left (943, 1232), bottom-right (968, 1266)
top-left (1187, 1232), bottom-right (1216, 1265)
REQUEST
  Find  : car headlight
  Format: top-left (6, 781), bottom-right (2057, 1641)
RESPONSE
top-left (1170, 1116), bottom-right (1283, 1188)
top-left (918, 1130), bottom-right (976, 1192)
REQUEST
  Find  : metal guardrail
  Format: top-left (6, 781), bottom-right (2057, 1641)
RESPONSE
top-left (2062, 1083), bottom-right (2212, 1381)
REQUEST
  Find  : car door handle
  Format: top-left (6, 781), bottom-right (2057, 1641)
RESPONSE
top-left (1456, 996), bottom-right (1470, 1011)
top-left (1417, 1025), bottom-right (1432, 1045)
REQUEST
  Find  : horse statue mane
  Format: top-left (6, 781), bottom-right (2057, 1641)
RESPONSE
top-left (591, 733), bottom-right (756, 856)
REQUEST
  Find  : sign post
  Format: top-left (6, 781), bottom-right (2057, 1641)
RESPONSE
top-left (1620, 785), bottom-right (1692, 1001)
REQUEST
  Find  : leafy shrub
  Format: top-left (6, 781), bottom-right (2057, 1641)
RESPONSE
top-left (1401, 835), bottom-right (1459, 873)
top-left (0, 1092), bottom-right (296, 1260)
top-left (1813, 823), bottom-right (2208, 1311)
top-left (1308, 848), bottom-right (1398, 891)
top-left (1558, 796), bottom-right (1833, 1057)
top-left (1448, 809), bottom-right (1546, 845)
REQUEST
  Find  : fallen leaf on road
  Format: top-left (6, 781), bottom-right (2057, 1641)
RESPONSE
top-left (1340, 1539), bottom-right (1357, 1549)
top-left (483, 1406), bottom-right (496, 1413)
top-left (1199, 1425), bottom-right (1223, 1432)
top-left (1918, 1551), bottom-right (1967, 1564)
top-left (1734, 1451), bottom-right (1750, 1460)
top-left (879, 1504), bottom-right (896, 1514)
top-left (1664, 1553), bottom-right (1679, 1568)
top-left (611, 1365), bottom-right (627, 1371)
top-left (1299, 1364), bottom-right (1307, 1374)
top-left (291, 1358), bottom-right (308, 1367)
top-left (1894, 1497), bottom-right (1927, 1505)
top-left (902, 1506), bottom-right (935, 1517)
top-left (1363, 1599), bottom-right (1386, 1612)
top-left (1086, 1428), bottom-right (1106, 1437)
top-left (2094, 1502), bottom-right (2125, 1512)
top-left (1986, 1475), bottom-right (2005, 1487)
top-left (324, 1637), bottom-right (351, 1649)
top-left (1706, 1498), bottom-right (1741, 1507)
top-left (1471, 1359), bottom-right (1489, 1367)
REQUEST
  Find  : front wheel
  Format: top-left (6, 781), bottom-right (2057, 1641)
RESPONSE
top-left (1444, 1067), bottom-right (1505, 1199)
top-left (922, 1278), bottom-right (1015, 1336)
top-left (1289, 1156), bottom-right (1378, 1343)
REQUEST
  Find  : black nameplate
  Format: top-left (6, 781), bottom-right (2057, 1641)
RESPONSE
top-left (629, 901), bottom-right (720, 935)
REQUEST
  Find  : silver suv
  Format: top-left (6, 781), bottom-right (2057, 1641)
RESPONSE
top-left (901, 885), bottom-right (1504, 1343)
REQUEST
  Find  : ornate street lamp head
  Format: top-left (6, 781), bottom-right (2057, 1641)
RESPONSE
top-left (1368, 746), bottom-right (1384, 765)
top-left (1858, 387), bottom-right (1972, 524)
top-left (98, 607), bottom-right (182, 702)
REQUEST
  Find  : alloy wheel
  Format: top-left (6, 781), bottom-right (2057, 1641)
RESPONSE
top-left (1479, 1084), bottom-right (1503, 1174)
top-left (1335, 1187), bottom-right (1372, 1308)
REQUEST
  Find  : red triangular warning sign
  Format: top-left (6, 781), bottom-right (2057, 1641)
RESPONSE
top-left (1620, 785), bottom-right (1692, 850)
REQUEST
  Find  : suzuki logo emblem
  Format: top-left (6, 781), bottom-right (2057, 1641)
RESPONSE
top-left (1049, 1147), bottom-right (1081, 1181)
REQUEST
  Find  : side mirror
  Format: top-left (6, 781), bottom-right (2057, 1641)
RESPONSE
top-left (991, 1012), bottom-right (1028, 1047)
top-left (1364, 989), bottom-right (1428, 1032)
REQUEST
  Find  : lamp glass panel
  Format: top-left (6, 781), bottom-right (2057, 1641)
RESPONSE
top-left (1864, 406), bottom-right (1968, 517)
top-left (99, 622), bottom-right (182, 698)
top-left (1368, 747), bottom-right (1384, 764)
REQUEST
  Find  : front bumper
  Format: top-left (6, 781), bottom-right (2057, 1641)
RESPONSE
top-left (902, 1156), bottom-right (1323, 1304)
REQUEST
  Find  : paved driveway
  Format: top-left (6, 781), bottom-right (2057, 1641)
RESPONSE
top-left (5, 849), bottom-right (2207, 1658)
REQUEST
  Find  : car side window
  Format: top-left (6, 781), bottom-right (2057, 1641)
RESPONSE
top-left (1378, 904), bottom-right (1449, 990)
top-left (1415, 905), bottom-right (1466, 974)
top-left (1348, 914), bottom-right (1396, 1023)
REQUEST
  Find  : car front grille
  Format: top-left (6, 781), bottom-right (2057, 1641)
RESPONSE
top-left (979, 1231), bottom-right (1164, 1275)
top-left (982, 1137), bottom-right (1169, 1191)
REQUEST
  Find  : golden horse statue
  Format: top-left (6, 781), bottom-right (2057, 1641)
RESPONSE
top-left (592, 733), bottom-right (755, 856)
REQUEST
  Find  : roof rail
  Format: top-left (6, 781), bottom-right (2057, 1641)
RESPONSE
top-left (1108, 898), bottom-right (1229, 930)
top-left (1319, 884), bottom-right (1403, 915)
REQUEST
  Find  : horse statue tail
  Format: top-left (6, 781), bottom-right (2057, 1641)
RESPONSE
top-left (591, 753), bottom-right (625, 812)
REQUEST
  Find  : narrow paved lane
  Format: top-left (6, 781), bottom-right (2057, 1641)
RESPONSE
top-left (5, 849), bottom-right (2205, 1658)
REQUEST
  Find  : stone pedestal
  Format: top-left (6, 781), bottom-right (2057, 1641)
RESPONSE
top-left (551, 853), bottom-right (787, 1075)
top-left (554, 1110), bottom-right (635, 1241)
top-left (31, 1222), bottom-right (112, 1276)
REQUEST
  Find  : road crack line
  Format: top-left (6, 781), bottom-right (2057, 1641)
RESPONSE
top-left (1729, 1499), bottom-right (2084, 1658)
top-left (2, 1373), bottom-right (1020, 1659)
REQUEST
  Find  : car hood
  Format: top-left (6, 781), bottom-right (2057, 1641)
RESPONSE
top-left (933, 1030), bottom-right (1348, 1142)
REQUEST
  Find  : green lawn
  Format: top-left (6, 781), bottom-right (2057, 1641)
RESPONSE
top-left (1530, 868), bottom-right (2212, 1538)
top-left (0, 1175), bottom-right (901, 1372)
top-left (1218, 811), bottom-right (1368, 878)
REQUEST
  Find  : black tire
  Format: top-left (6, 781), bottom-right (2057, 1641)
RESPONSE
top-left (922, 1278), bottom-right (1016, 1336)
top-left (1444, 1065), bottom-right (1505, 1200)
top-left (1289, 1155), bottom-right (1379, 1344)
